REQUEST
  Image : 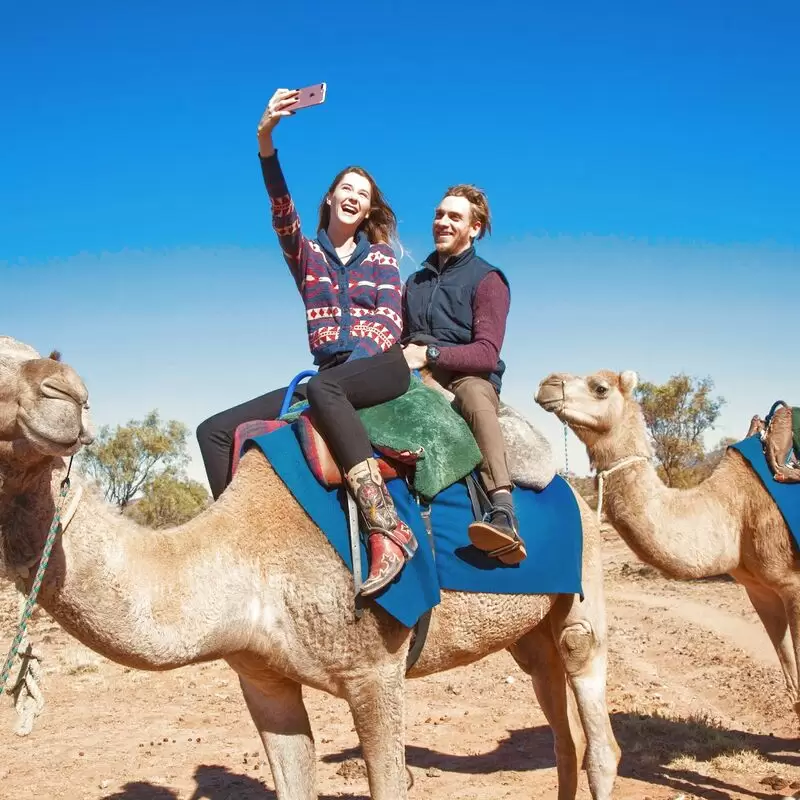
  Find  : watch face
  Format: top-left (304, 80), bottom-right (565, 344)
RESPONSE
top-left (427, 345), bottom-right (440, 362)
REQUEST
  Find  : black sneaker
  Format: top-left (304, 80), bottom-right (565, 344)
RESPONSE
top-left (468, 504), bottom-right (526, 565)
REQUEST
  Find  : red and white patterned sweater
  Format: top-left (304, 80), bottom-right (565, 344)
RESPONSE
top-left (261, 152), bottom-right (403, 365)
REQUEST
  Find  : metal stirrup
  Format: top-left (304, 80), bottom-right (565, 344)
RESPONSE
top-left (346, 492), bottom-right (363, 619)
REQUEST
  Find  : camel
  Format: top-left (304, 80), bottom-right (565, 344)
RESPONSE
top-left (0, 337), bottom-right (619, 800)
top-left (535, 368), bottom-right (800, 725)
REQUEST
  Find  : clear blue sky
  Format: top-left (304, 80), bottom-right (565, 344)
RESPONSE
top-left (2, 1), bottom-right (799, 487)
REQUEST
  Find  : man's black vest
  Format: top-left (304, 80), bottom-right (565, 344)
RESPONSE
top-left (403, 246), bottom-right (509, 391)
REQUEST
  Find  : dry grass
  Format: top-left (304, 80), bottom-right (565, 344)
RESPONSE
top-left (60, 644), bottom-right (101, 676)
top-left (617, 561), bottom-right (664, 580)
top-left (667, 754), bottom-right (700, 771)
top-left (709, 750), bottom-right (768, 773)
top-left (616, 705), bottom-right (759, 768)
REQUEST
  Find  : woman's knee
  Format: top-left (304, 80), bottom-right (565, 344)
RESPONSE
top-left (306, 373), bottom-right (338, 408)
top-left (196, 408), bottom-right (237, 452)
top-left (196, 415), bottom-right (218, 448)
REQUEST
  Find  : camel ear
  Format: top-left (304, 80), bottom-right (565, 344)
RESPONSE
top-left (619, 370), bottom-right (638, 395)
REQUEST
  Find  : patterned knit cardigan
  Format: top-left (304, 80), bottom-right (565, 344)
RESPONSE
top-left (260, 152), bottom-right (403, 365)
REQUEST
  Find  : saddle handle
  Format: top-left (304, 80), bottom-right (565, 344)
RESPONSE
top-left (765, 400), bottom-right (790, 428)
top-left (279, 370), bottom-right (318, 417)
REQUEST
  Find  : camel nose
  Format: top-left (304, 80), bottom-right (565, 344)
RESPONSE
top-left (535, 373), bottom-right (566, 394)
top-left (535, 374), bottom-right (570, 406)
top-left (79, 406), bottom-right (96, 446)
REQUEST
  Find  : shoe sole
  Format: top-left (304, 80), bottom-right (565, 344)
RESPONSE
top-left (467, 521), bottom-right (527, 565)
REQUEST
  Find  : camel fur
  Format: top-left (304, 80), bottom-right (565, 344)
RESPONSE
top-left (0, 337), bottom-right (619, 800)
top-left (536, 368), bottom-right (800, 725)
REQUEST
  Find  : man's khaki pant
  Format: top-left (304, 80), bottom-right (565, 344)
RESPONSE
top-left (431, 370), bottom-right (511, 493)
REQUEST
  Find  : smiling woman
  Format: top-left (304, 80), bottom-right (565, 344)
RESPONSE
top-left (195, 88), bottom-right (416, 597)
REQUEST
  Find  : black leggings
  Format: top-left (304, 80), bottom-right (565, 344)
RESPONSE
top-left (196, 383), bottom-right (308, 500)
top-left (196, 344), bottom-right (410, 499)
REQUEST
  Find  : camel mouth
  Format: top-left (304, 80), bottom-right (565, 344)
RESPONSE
top-left (17, 414), bottom-right (84, 456)
top-left (534, 383), bottom-right (566, 414)
top-left (536, 396), bottom-right (564, 414)
top-left (533, 392), bottom-right (594, 431)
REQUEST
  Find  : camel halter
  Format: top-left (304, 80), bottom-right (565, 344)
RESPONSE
top-left (0, 457), bottom-right (82, 735)
top-left (595, 455), bottom-right (648, 524)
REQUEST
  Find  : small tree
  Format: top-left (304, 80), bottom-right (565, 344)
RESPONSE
top-left (80, 410), bottom-right (191, 509)
top-left (635, 374), bottom-right (725, 487)
top-left (126, 470), bottom-right (210, 529)
top-left (687, 435), bottom-right (738, 485)
top-left (562, 473), bottom-right (597, 510)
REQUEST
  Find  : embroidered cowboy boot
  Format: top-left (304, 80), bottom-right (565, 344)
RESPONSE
top-left (345, 457), bottom-right (417, 596)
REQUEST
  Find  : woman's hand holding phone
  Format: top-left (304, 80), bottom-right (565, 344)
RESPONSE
top-left (257, 88), bottom-right (300, 156)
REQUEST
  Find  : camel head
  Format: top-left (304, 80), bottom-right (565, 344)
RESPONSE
top-left (535, 369), bottom-right (652, 468)
top-left (0, 337), bottom-right (94, 463)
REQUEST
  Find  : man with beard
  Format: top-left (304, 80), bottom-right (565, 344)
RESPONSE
top-left (402, 185), bottom-right (524, 565)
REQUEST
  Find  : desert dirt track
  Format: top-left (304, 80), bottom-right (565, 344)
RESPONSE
top-left (2, 526), bottom-right (800, 800)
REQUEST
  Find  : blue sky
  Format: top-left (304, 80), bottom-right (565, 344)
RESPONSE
top-left (2, 1), bottom-right (799, 487)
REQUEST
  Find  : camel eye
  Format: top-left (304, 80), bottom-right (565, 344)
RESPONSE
top-left (595, 385), bottom-right (608, 397)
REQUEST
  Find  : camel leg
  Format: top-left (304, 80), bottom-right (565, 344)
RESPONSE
top-left (779, 589), bottom-right (800, 726)
top-left (343, 663), bottom-right (408, 800)
top-left (238, 674), bottom-right (317, 800)
top-left (774, 465), bottom-right (800, 483)
top-left (745, 415), bottom-right (764, 438)
top-left (508, 624), bottom-right (583, 800)
top-left (767, 440), bottom-right (800, 482)
top-left (554, 594), bottom-right (620, 800)
top-left (742, 583), bottom-right (799, 706)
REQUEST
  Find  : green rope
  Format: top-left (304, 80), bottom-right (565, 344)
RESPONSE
top-left (0, 469), bottom-right (71, 698)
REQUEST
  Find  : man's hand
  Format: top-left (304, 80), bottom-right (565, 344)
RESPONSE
top-left (403, 343), bottom-right (428, 370)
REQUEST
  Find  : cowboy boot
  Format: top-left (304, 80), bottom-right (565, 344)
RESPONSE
top-left (345, 457), bottom-right (417, 596)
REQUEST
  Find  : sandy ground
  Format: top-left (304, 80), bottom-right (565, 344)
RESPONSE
top-left (2, 527), bottom-right (800, 800)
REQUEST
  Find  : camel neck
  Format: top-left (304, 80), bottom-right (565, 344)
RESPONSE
top-left (597, 453), bottom-right (743, 579)
top-left (8, 464), bottom-right (255, 670)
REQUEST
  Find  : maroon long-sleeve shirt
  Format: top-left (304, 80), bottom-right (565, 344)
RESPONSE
top-left (433, 271), bottom-right (510, 374)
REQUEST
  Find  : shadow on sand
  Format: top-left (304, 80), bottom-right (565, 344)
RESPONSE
top-left (102, 765), bottom-right (368, 800)
top-left (320, 710), bottom-right (799, 800)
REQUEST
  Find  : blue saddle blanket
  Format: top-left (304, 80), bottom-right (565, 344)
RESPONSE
top-left (730, 435), bottom-right (800, 548)
top-left (245, 424), bottom-right (583, 628)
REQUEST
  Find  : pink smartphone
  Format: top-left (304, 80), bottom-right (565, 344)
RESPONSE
top-left (290, 83), bottom-right (327, 111)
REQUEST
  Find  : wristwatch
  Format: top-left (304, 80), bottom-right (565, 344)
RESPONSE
top-left (426, 344), bottom-right (441, 365)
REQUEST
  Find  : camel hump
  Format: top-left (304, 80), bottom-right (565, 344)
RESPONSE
top-left (0, 336), bottom-right (41, 361)
top-left (498, 402), bottom-right (556, 490)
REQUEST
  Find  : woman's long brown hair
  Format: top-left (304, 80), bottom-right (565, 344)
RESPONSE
top-left (317, 166), bottom-right (398, 246)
